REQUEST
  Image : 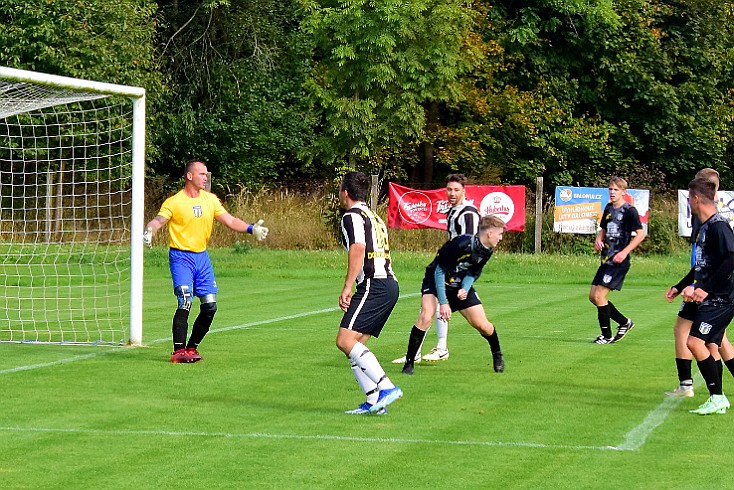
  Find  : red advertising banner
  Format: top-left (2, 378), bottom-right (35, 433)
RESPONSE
top-left (388, 182), bottom-right (526, 231)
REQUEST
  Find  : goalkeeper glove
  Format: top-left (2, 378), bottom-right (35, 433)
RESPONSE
top-left (142, 228), bottom-right (153, 248)
top-left (252, 219), bottom-right (268, 241)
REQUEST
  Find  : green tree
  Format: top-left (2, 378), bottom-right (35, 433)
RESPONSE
top-left (0, 0), bottom-right (161, 91)
top-left (300, 0), bottom-right (476, 177)
top-left (0, 0), bottom-right (165, 167)
top-left (426, 0), bottom-right (734, 189)
top-left (154, 0), bottom-right (315, 188)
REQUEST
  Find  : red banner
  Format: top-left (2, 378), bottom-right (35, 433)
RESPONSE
top-left (388, 183), bottom-right (526, 231)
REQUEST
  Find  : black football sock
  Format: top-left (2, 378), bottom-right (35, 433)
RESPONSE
top-left (716, 358), bottom-right (723, 382)
top-left (597, 304), bottom-right (612, 338)
top-left (697, 356), bottom-right (723, 396)
top-left (607, 301), bottom-right (628, 325)
top-left (187, 319), bottom-right (209, 349)
top-left (406, 326), bottom-right (427, 363)
top-left (481, 331), bottom-right (501, 355)
top-left (725, 358), bottom-right (734, 378)
top-left (675, 358), bottom-right (693, 385)
top-left (172, 309), bottom-right (190, 351)
top-left (187, 303), bottom-right (217, 349)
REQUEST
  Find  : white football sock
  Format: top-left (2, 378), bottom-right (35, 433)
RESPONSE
top-left (350, 360), bottom-right (379, 404)
top-left (435, 311), bottom-right (448, 350)
top-left (349, 342), bottom-right (395, 390)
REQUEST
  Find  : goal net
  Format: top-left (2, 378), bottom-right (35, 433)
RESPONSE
top-left (0, 67), bottom-right (145, 346)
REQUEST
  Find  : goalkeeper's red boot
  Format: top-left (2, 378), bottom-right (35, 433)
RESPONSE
top-left (170, 348), bottom-right (192, 363)
top-left (185, 348), bottom-right (203, 362)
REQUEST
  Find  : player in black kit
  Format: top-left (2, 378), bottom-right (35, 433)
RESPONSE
top-left (589, 177), bottom-right (646, 344)
top-left (393, 174), bottom-right (480, 364)
top-left (666, 178), bottom-right (734, 415)
top-left (400, 214), bottom-right (506, 375)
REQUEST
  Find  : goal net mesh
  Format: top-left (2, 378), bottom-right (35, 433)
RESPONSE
top-left (0, 79), bottom-right (134, 344)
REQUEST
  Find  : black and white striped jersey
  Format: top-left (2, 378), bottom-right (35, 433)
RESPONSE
top-left (340, 202), bottom-right (396, 284)
top-left (446, 203), bottom-right (480, 239)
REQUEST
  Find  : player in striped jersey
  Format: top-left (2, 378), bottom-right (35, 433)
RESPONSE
top-left (337, 171), bottom-right (403, 415)
top-left (393, 174), bottom-right (480, 364)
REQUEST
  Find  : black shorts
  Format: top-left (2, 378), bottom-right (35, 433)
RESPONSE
top-left (340, 277), bottom-right (399, 338)
top-left (688, 301), bottom-right (734, 346)
top-left (678, 301), bottom-right (698, 321)
top-left (592, 262), bottom-right (630, 291)
top-left (421, 275), bottom-right (482, 312)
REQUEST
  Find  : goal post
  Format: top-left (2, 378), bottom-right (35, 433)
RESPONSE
top-left (0, 66), bottom-right (146, 346)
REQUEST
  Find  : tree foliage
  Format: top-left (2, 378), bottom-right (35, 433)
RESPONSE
top-left (1, 0), bottom-right (733, 190)
top-left (437, 0), bottom-right (734, 188)
top-left (300, 0), bottom-right (476, 176)
top-left (153, 1), bottom-right (314, 187)
top-left (0, 0), bottom-right (162, 91)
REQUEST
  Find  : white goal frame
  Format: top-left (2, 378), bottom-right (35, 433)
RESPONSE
top-left (0, 66), bottom-right (145, 346)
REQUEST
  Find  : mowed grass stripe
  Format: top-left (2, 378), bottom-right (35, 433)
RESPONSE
top-left (2, 250), bottom-right (732, 488)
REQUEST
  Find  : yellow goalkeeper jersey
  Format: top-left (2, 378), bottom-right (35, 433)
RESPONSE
top-left (157, 190), bottom-right (227, 252)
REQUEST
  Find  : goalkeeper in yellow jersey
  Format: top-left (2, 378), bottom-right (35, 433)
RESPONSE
top-left (143, 159), bottom-right (268, 363)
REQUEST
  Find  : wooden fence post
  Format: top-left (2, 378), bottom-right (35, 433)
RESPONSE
top-left (535, 176), bottom-right (543, 253)
top-left (370, 175), bottom-right (379, 210)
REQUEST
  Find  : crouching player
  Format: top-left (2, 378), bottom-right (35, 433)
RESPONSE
top-left (401, 214), bottom-right (506, 375)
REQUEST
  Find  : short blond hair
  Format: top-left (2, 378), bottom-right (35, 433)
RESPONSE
top-left (609, 176), bottom-right (628, 190)
top-left (695, 168), bottom-right (720, 188)
top-left (479, 214), bottom-right (506, 232)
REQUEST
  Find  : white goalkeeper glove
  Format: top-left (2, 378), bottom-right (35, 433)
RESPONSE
top-left (252, 219), bottom-right (268, 241)
top-left (142, 228), bottom-right (153, 249)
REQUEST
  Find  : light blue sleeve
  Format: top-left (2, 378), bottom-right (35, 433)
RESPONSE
top-left (460, 274), bottom-right (476, 291)
top-left (691, 243), bottom-right (696, 269)
top-left (434, 266), bottom-right (448, 305)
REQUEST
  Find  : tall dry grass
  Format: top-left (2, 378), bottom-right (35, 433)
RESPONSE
top-left (210, 187), bottom-right (337, 249)
top-left (145, 181), bottom-right (690, 254)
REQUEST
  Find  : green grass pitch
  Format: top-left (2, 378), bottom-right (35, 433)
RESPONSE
top-left (1, 248), bottom-right (733, 488)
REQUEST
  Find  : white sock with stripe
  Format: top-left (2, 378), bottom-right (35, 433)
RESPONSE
top-left (350, 360), bottom-right (379, 405)
top-left (349, 342), bottom-right (395, 391)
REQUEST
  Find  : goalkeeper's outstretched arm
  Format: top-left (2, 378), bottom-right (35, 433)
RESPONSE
top-left (143, 215), bottom-right (169, 247)
top-left (215, 213), bottom-right (268, 241)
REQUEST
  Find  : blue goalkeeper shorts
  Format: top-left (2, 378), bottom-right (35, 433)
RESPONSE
top-left (169, 248), bottom-right (218, 297)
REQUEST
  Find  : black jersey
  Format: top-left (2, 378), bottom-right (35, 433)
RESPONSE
top-left (427, 234), bottom-right (493, 288)
top-left (446, 203), bottom-right (480, 239)
top-left (599, 201), bottom-right (642, 265)
top-left (694, 213), bottom-right (734, 301)
top-left (341, 202), bottom-right (396, 284)
top-left (690, 201), bottom-right (730, 243)
top-left (690, 214), bottom-right (702, 245)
